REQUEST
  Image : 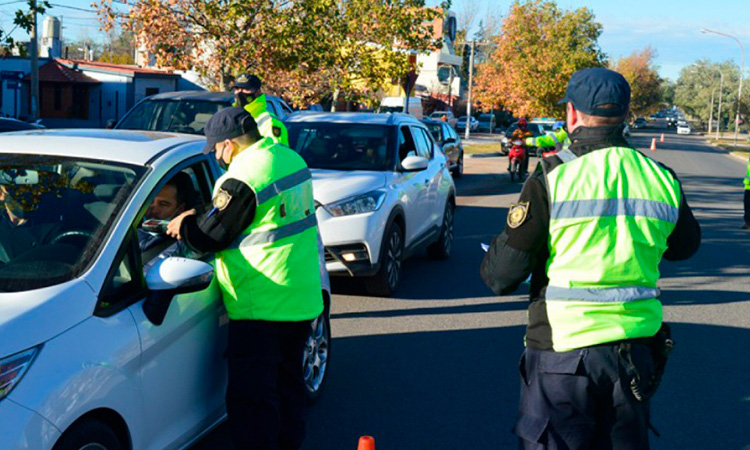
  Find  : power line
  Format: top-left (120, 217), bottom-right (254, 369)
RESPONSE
top-left (49, 3), bottom-right (98, 13)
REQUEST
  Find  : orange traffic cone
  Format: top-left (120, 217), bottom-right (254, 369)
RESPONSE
top-left (357, 436), bottom-right (375, 450)
top-left (650, 138), bottom-right (656, 152)
top-left (660, 133), bottom-right (665, 143)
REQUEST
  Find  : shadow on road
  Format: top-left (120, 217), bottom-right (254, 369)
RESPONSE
top-left (331, 201), bottom-right (509, 301)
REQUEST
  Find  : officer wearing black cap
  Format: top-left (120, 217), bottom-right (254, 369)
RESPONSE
top-left (480, 68), bottom-right (701, 449)
top-left (232, 73), bottom-right (289, 146)
top-left (167, 107), bottom-right (322, 449)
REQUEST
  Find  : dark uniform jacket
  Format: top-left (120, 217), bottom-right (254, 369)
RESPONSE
top-left (480, 124), bottom-right (701, 350)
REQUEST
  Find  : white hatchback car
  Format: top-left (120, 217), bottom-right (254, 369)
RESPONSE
top-left (0, 130), bottom-right (331, 450)
top-left (676, 123), bottom-right (691, 134)
top-left (286, 112), bottom-right (456, 296)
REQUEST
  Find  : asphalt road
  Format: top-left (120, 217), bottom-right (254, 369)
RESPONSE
top-left (194, 122), bottom-right (750, 450)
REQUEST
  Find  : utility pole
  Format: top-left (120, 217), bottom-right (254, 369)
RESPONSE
top-left (708, 88), bottom-right (715, 135)
top-left (716, 70), bottom-right (724, 140)
top-left (30, 0), bottom-right (39, 121)
top-left (464, 40), bottom-right (475, 140)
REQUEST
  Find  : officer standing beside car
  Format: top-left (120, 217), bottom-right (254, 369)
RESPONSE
top-left (166, 107), bottom-right (322, 450)
top-left (481, 68), bottom-right (701, 449)
top-left (743, 154), bottom-right (750, 229)
top-left (232, 73), bottom-right (289, 146)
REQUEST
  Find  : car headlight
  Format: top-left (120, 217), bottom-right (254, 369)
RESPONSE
top-left (0, 347), bottom-right (40, 401)
top-left (324, 190), bottom-right (387, 217)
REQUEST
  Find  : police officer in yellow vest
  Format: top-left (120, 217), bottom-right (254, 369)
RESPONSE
top-left (743, 155), bottom-right (750, 229)
top-left (167, 107), bottom-right (322, 449)
top-left (481, 68), bottom-right (701, 449)
top-left (232, 73), bottom-right (289, 146)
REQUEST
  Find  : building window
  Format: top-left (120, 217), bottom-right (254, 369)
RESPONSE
top-left (145, 87), bottom-right (159, 97)
top-left (54, 85), bottom-right (62, 110)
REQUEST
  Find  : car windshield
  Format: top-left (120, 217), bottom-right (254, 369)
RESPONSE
top-left (288, 123), bottom-right (394, 171)
top-left (116, 99), bottom-right (229, 135)
top-left (379, 106), bottom-right (404, 113)
top-left (534, 122), bottom-right (555, 132)
top-left (0, 154), bottom-right (145, 292)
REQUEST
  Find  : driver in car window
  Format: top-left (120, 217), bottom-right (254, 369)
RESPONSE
top-left (138, 172), bottom-right (194, 252)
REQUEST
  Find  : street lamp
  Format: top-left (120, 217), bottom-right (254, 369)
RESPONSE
top-left (701, 28), bottom-right (745, 144)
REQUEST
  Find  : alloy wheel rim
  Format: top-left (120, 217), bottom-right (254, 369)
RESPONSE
top-left (443, 207), bottom-right (454, 254)
top-left (303, 314), bottom-right (329, 394)
top-left (386, 231), bottom-right (402, 289)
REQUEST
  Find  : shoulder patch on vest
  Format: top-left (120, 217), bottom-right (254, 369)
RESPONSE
top-left (507, 202), bottom-right (529, 229)
top-left (213, 189), bottom-right (232, 211)
top-left (272, 126), bottom-right (281, 138)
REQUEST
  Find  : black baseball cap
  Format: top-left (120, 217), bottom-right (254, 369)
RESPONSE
top-left (202, 107), bottom-right (257, 154)
top-left (232, 73), bottom-right (262, 90)
top-left (560, 68), bottom-right (631, 117)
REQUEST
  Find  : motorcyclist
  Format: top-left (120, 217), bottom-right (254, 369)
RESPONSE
top-left (511, 118), bottom-right (532, 176)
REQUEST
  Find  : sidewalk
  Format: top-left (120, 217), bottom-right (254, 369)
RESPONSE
top-left (462, 132), bottom-right (502, 156)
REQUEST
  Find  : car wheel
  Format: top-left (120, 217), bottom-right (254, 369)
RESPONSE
top-left (303, 309), bottom-right (330, 403)
top-left (427, 200), bottom-right (455, 260)
top-left (365, 221), bottom-right (404, 297)
top-left (451, 151), bottom-right (463, 178)
top-left (53, 419), bottom-right (122, 450)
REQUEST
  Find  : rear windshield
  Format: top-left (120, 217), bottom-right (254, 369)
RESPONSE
top-left (117, 99), bottom-right (229, 135)
top-left (288, 123), bottom-right (394, 171)
top-left (0, 155), bottom-right (145, 292)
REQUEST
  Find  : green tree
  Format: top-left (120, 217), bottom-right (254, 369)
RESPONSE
top-left (611, 47), bottom-right (662, 118)
top-left (674, 60), bottom-right (739, 129)
top-left (474, 0), bottom-right (606, 118)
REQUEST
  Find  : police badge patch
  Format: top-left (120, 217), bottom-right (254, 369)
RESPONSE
top-left (236, 74), bottom-right (249, 84)
top-left (273, 126), bottom-right (282, 138)
top-left (213, 189), bottom-right (232, 211)
top-left (507, 202), bottom-right (529, 228)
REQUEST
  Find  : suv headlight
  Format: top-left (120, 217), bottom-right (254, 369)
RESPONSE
top-left (0, 347), bottom-right (40, 401)
top-left (324, 190), bottom-right (387, 217)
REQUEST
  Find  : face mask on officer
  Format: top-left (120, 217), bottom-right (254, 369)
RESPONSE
top-left (233, 88), bottom-right (258, 108)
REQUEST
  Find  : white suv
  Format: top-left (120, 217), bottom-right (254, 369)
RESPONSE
top-left (287, 112), bottom-right (456, 296)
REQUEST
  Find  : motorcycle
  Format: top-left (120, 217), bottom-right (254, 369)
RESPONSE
top-left (508, 139), bottom-right (527, 182)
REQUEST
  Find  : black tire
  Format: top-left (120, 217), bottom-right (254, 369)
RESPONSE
top-left (451, 152), bottom-right (463, 178)
top-left (303, 308), bottom-right (331, 403)
top-left (510, 163), bottom-right (516, 182)
top-left (53, 419), bottom-right (122, 450)
top-left (427, 201), bottom-right (455, 260)
top-left (364, 222), bottom-right (404, 297)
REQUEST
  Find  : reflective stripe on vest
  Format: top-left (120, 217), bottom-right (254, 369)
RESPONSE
top-left (256, 113), bottom-right (272, 129)
top-left (545, 285), bottom-right (660, 302)
top-left (231, 213), bottom-right (317, 248)
top-left (255, 168), bottom-right (312, 204)
top-left (551, 198), bottom-right (679, 223)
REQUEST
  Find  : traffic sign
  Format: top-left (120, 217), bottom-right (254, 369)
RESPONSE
top-left (0, 70), bottom-right (23, 81)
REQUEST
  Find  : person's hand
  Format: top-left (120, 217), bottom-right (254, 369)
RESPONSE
top-left (166, 209), bottom-right (196, 240)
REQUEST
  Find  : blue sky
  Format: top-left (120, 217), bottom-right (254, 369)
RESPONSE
top-left (2, 0), bottom-right (749, 81)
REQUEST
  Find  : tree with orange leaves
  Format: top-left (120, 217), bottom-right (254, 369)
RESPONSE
top-left (94, 0), bottom-right (447, 107)
top-left (611, 47), bottom-right (663, 118)
top-left (473, 0), bottom-right (606, 119)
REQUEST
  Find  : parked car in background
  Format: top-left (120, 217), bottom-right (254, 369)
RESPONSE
top-left (428, 110), bottom-right (457, 127)
top-left (529, 118), bottom-right (557, 135)
top-left (677, 123), bottom-right (691, 134)
top-left (114, 90), bottom-right (294, 133)
top-left (456, 116), bottom-right (479, 132)
top-left (0, 130), bottom-right (331, 450)
top-left (287, 112), bottom-right (456, 297)
top-left (423, 118), bottom-right (464, 178)
top-left (477, 114), bottom-right (496, 133)
top-left (632, 117), bottom-right (647, 129)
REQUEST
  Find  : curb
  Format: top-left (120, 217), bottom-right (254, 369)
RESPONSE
top-left (467, 152), bottom-right (502, 158)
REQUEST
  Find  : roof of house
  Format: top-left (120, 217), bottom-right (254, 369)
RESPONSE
top-left (56, 59), bottom-right (180, 78)
top-left (22, 59), bottom-right (101, 84)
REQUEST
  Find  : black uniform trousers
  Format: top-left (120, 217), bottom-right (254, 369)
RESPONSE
top-left (514, 343), bottom-right (655, 450)
top-left (744, 189), bottom-right (750, 225)
top-left (226, 319), bottom-right (312, 450)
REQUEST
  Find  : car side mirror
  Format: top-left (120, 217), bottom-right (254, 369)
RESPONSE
top-left (105, 119), bottom-right (117, 129)
top-left (444, 137), bottom-right (456, 144)
top-left (142, 257), bottom-right (214, 325)
top-left (401, 155), bottom-right (429, 171)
